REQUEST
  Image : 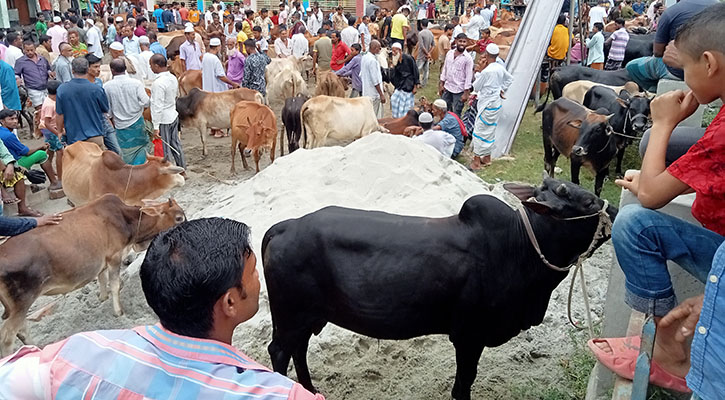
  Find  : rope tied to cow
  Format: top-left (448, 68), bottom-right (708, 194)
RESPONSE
top-left (518, 200), bottom-right (612, 339)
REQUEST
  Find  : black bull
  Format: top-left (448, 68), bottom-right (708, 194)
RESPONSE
top-left (262, 177), bottom-right (618, 400)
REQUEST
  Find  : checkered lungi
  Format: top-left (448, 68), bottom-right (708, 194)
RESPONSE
top-left (391, 89), bottom-right (415, 119)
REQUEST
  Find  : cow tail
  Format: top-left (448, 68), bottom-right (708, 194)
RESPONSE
top-left (534, 89), bottom-right (551, 114)
top-left (300, 102), bottom-right (309, 149)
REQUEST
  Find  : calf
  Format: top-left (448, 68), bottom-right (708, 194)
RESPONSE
top-left (63, 141), bottom-right (185, 207)
top-left (176, 87), bottom-right (264, 155)
top-left (541, 97), bottom-right (618, 196)
top-left (301, 96), bottom-right (381, 149)
top-left (281, 94), bottom-right (310, 154)
top-left (230, 101), bottom-right (277, 173)
top-left (583, 86), bottom-right (651, 175)
top-left (378, 109), bottom-right (420, 135)
top-left (263, 177), bottom-right (617, 400)
top-left (178, 69), bottom-right (202, 96)
top-left (0, 194), bottom-right (185, 356)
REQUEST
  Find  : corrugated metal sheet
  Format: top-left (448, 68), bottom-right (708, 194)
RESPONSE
top-left (493, 0), bottom-right (566, 158)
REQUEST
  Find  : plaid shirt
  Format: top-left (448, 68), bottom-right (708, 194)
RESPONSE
top-left (0, 324), bottom-right (324, 400)
top-left (440, 49), bottom-right (473, 94)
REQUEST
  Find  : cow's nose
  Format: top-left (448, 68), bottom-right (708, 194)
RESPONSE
top-left (572, 146), bottom-right (587, 156)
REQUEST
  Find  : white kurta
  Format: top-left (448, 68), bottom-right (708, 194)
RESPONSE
top-left (471, 62), bottom-right (513, 156)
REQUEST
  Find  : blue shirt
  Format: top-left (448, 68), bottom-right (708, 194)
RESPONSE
top-left (632, 2), bottom-right (645, 14)
top-left (0, 60), bottom-right (21, 110)
top-left (0, 126), bottom-right (30, 160)
top-left (687, 242), bottom-right (725, 398)
top-left (150, 41), bottom-right (167, 58)
top-left (56, 78), bottom-right (109, 143)
top-left (162, 10), bottom-right (175, 26)
top-left (437, 112), bottom-right (465, 157)
top-left (335, 54), bottom-right (362, 92)
top-left (153, 8), bottom-right (165, 29)
top-left (655, 0), bottom-right (717, 79)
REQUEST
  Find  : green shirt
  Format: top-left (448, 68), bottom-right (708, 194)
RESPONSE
top-left (35, 21), bottom-right (47, 36)
top-left (621, 5), bottom-right (635, 19)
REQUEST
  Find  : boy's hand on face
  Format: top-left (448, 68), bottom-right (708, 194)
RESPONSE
top-left (651, 90), bottom-right (699, 131)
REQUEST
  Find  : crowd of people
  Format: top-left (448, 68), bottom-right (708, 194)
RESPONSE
top-left (0, 0), bottom-right (724, 399)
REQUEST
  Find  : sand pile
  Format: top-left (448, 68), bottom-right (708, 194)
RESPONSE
top-left (25, 133), bottom-right (612, 399)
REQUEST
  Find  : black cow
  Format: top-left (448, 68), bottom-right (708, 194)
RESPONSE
top-left (541, 97), bottom-right (620, 196)
top-left (602, 32), bottom-right (655, 66)
top-left (583, 86), bottom-right (651, 175)
top-left (262, 177), bottom-right (618, 400)
top-left (281, 94), bottom-right (310, 154)
top-left (536, 65), bottom-right (636, 112)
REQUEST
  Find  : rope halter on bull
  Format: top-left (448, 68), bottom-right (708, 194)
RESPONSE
top-left (518, 199), bottom-right (612, 339)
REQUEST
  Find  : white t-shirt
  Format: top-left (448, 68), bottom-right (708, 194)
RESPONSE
top-left (290, 33), bottom-right (309, 58)
top-left (341, 26), bottom-right (360, 48)
top-left (588, 6), bottom-right (608, 30)
top-left (138, 50), bottom-right (156, 81)
top-left (274, 37), bottom-right (292, 57)
top-left (86, 26), bottom-right (104, 58)
top-left (415, 130), bottom-right (456, 158)
top-left (4, 46), bottom-right (23, 68)
top-left (201, 52), bottom-right (228, 92)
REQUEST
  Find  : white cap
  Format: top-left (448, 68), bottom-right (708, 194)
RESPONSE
top-left (53, 16), bottom-right (62, 23)
top-left (184, 23), bottom-right (195, 33)
top-left (139, 35), bottom-right (150, 44)
top-left (209, 37), bottom-right (222, 46)
top-left (391, 42), bottom-right (402, 50)
top-left (86, 18), bottom-right (94, 26)
top-left (433, 99), bottom-right (447, 110)
top-left (486, 43), bottom-right (499, 55)
top-left (109, 41), bottom-right (124, 51)
top-left (418, 112), bottom-right (434, 124)
top-left (115, 16), bottom-right (124, 22)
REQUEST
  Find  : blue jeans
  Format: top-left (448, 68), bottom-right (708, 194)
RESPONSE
top-left (612, 205), bottom-right (724, 317)
top-left (103, 116), bottom-right (122, 155)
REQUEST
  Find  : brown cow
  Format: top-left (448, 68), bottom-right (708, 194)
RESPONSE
top-left (178, 70), bottom-right (202, 96)
top-left (541, 97), bottom-right (617, 196)
top-left (230, 101), bottom-right (277, 174)
top-left (0, 194), bottom-right (186, 356)
top-left (315, 71), bottom-right (346, 98)
top-left (62, 141), bottom-right (186, 207)
top-left (378, 109), bottom-right (420, 135)
top-left (176, 87), bottom-right (264, 155)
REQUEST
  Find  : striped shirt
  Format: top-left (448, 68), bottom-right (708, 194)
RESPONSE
top-left (0, 324), bottom-right (324, 400)
top-left (440, 49), bottom-right (473, 94)
top-left (609, 28), bottom-right (630, 61)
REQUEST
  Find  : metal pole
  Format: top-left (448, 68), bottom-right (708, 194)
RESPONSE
top-left (565, 0), bottom-right (576, 64)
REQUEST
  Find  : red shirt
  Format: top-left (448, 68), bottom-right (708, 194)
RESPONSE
top-left (668, 105), bottom-right (725, 236)
top-left (179, 7), bottom-right (189, 21)
top-left (477, 38), bottom-right (493, 53)
top-left (330, 41), bottom-right (350, 71)
top-left (271, 15), bottom-right (279, 25)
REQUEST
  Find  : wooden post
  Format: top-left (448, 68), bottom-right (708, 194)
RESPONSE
top-left (579, 0), bottom-right (586, 64)
top-left (565, 0), bottom-right (576, 64)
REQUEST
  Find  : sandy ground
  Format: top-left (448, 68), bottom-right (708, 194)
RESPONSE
top-left (7, 128), bottom-right (614, 399)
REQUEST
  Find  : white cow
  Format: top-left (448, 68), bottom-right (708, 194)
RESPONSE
top-left (562, 80), bottom-right (641, 104)
top-left (300, 96), bottom-right (381, 149)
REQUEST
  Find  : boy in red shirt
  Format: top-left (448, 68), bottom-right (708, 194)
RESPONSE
top-left (591, 4), bottom-right (725, 393)
top-left (466, 28), bottom-right (492, 55)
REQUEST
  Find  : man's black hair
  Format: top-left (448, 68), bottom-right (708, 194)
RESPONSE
top-left (420, 18), bottom-right (429, 27)
top-left (85, 54), bottom-right (102, 64)
top-left (110, 58), bottom-right (126, 74)
top-left (444, 23), bottom-right (454, 32)
top-left (557, 14), bottom-right (566, 25)
top-left (39, 34), bottom-right (51, 44)
top-left (150, 53), bottom-right (167, 67)
top-left (261, 7), bottom-right (268, 13)
top-left (351, 43), bottom-right (361, 52)
top-left (253, 25), bottom-right (262, 32)
top-left (245, 9), bottom-right (254, 16)
top-left (347, 15), bottom-right (356, 25)
top-left (455, 32), bottom-right (468, 40)
top-left (244, 38), bottom-right (257, 48)
top-left (0, 109), bottom-right (16, 120)
top-left (594, 22), bottom-right (604, 31)
top-left (140, 218), bottom-right (253, 339)
top-left (615, 18), bottom-right (625, 26)
top-left (22, 39), bottom-right (34, 48)
top-left (235, 21), bottom-right (243, 30)
top-left (675, 2), bottom-right (725, 59)
top-left (47, 79), bottom-right (61, 95)
top-left (6, 31), bottom-right (20, 45)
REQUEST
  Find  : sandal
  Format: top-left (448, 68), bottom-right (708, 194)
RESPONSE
top-left (588, 336), bottom-right (691, 393)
